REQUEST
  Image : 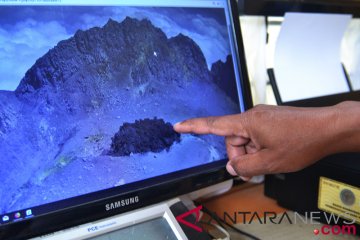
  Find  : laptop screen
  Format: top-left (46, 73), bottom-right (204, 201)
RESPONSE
top-left (0, 0), bottom-right (245, 230)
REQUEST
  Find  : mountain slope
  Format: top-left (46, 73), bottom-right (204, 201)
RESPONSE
top-left (15, 18), bottom-right (210, 108)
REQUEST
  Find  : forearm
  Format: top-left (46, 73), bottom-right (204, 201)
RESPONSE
top-left (330, 101), bottom-right (360, 154)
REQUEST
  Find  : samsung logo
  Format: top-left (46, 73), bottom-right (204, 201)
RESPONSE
top-left (105, 196), bottom-right (139, 211)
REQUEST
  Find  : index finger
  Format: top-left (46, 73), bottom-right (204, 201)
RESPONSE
top-left (173, 114), bottom-right (242, 136)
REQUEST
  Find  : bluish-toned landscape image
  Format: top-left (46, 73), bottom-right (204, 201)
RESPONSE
top-left (0, 6), bottom-right (240, 214)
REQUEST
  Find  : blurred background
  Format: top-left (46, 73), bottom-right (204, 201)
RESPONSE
top-left (237, 0), bottom-right (360, 105)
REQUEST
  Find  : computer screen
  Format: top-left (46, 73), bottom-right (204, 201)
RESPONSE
top-left (0, 0), bottom-right (250, 238)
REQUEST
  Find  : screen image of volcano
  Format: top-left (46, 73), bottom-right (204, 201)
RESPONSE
top-left (0, 6), bottom-right (240, 215)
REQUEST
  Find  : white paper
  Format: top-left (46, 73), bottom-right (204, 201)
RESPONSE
top-left (274, 13), bottom-right (352, 102)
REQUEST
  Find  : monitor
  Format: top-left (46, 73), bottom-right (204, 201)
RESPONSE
top-left (33, 199), bottom-right (187, 240)
top-left (0, 0), bottom-right (252, 239)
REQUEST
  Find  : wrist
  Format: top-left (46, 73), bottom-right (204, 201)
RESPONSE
top-left (329, 101), bottom-right (360, 154)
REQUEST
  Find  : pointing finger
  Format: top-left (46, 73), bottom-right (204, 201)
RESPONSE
top-left (174, 114), bottom-right (244, 136)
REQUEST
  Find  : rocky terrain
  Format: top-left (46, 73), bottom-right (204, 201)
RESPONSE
top-left (0, 17), bottom-right (239, 214)
top-left (211, 55), bottom-right (239, 104)
top-left (110, 118), bottom-right (180, 156)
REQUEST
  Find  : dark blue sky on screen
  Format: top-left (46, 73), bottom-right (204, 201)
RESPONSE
top-left (0, 6), bottom-right (231, 90)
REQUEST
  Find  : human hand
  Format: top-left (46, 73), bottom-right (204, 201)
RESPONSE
top-left (174, 104), bottom-right (351, 180)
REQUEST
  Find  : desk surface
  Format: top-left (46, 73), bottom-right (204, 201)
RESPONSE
top-left (198, 183), bottom-right (360, 240)
top-left (201, 183), bottom-right (286, 223)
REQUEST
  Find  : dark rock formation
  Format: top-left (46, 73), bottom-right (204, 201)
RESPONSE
top-left (110, 118), bottom-right (180, 156)
top-left (211, 55), bottom-right (239, 105)
top-left (14, 17), bottom-right (210, 108)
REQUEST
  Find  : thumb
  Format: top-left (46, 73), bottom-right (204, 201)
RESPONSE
top-left (228, 150), bottom-right (272, 177)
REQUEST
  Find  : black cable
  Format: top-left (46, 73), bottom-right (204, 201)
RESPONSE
top-left (199, 204), bottom-right (262, 240)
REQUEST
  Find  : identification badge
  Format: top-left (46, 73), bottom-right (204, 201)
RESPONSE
top-left (318, 177), bottom-right (360, 224)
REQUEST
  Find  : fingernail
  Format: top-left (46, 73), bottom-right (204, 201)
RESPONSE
top-left (226, 164), bottom-right (238, 176)
top-left (174, 122), bottom-right (182, 127)
top-left (173, 122), bottom-right (182, 130)
top-left (240, 176), bottom-right (251, 181)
